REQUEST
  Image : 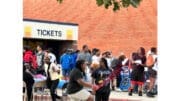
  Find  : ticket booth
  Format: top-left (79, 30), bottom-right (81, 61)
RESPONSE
top-left (23, 19), bottom-right (78, 63)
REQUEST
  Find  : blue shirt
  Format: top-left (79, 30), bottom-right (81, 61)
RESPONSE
top-left (60, 53), bottom-right (73, 70)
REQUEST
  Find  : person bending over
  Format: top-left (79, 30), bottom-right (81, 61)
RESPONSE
top-left (66, 59), bottom-right (98, 101)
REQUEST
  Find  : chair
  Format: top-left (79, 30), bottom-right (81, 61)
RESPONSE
top-left (23, 81), bottom-right (27, 101)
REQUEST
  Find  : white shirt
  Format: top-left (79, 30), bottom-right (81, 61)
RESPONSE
top-left (152, 54), bottom-right (158, 71)
top-left (44, 62), bottom-right (60, 80)
top-left (91, 55), bottom-right (100, 65)
top-left (48, 53), bottom-right (56, 63)
top-left (106, 57), bottom-right (113, 68)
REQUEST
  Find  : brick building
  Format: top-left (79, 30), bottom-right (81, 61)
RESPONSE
top-left (23, 0), bottom-right (157, 57)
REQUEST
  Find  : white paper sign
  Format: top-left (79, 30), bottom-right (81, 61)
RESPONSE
top-left (23, 19), bottom-right (78, 40)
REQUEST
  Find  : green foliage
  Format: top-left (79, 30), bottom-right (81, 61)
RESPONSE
top-left (104, 0), bottom-right (112, 9)
top-left (113, 1), bottom-right (120, 11)
top-left (130, 0), bottom-right (141, 8)
top-left (122, 0), bottom-right (130, 8)
top-left (57, 0), bottom-right (142, 12)
top-left (96, 0), bottom-right (104, 6)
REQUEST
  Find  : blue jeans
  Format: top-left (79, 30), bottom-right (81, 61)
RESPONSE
top-left (62, 69), bottom-right (71, 77)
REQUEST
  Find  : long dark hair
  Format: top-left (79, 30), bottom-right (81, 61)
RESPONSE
top-left (118, 55), bottom-right (126, 62)
top-left (151, 47), bottom-right (157, 54)
top-left (132, 52), bottom-right (139, 61)
top-left (139, 47), bottom-right (146, 56)
top-left (100, 58), bottom-right (109, 69)
top-left (76, 59), bottom-right (86, 76)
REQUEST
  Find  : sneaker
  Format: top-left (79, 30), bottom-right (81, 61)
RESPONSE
top-left (138, 91), bottom-right (143, 96)
top-left (128, 89), bottom-right (133, 96)
top-left (153, 91), bottom-right (158, 95)
top-left (150, 91), bottom-right (158, 95)
top-left (55, 95), bottom-right (62, 99)
top-left (116, 88), bottom-right (122, 92)
top-left (146, 92), bottom-right (155, 97)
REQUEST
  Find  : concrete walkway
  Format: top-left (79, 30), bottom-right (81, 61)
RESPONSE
top-left (56, 88), bottom-right (157, 101)
top-left (110, 91), bottom-right (157, 101)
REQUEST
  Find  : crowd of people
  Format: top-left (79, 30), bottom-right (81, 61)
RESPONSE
top-left (23, 44), bottom-right (158, 101)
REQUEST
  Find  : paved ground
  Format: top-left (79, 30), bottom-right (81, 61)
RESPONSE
top-left (109, 91), bottom-right (157, 101)
top-left (56, 89), bottom-right (157, 101)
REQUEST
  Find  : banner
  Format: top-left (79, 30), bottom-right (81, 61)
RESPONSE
top-left (23, 19), bottom-right (78, 40)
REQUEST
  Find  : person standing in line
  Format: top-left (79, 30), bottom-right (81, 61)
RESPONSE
top-left (36, 45), bottom-right (45, 75)
top-left (71, 43), bottom-right (79, 69)
top-left (105, 51), bottom-right (114, 68)
top-left (71, 49), bottom-right (80, 70)
top-left (146, 47), bottom-right (158, 97)
top-left (91, 48), bottom-right (101, 71)
top-left (128, 47), bottom-right (146, 96)
top-left (105, 51), bottom-right (115, 90)
top-left (77, 45), bottom-right (92, 82)
top-left (76, 45), bottom-right (91, 65)
top-left (23, 46), bottom-right (37, 73)
top-left (47, 48), bottom-right (57, 64)
top-left (60, 49), bottom-right (73, 80)
top-left (92, 58), bottom-right (112, 101)
top-left (23, 63), bottom-right (35, 101)
top-left (113, 55), bottom-right (127, 91)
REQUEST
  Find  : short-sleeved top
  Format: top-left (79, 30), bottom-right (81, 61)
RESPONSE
top-left (66, 68), bottom-right (84, 94)
top-left (77, 52), bottom-right (91, 64)
top-left (48, 53), bottom-right (56, 63)
top-left (60, 53), bottom-right (73, 70)
top-left (132, 54), bottom-right (146, 73)
top-left (91, 67), bottom-right (112, 93)
top-left (36, 51), bottom-right (44, 67)
top-left (45, 62), bottom-right (60, 81)
top-left (92, 55), bottom-right (100, 65)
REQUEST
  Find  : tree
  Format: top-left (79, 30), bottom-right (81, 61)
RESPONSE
top-left (57, 0), bottom-right (142, 11)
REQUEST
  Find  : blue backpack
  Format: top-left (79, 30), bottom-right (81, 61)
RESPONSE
top-left (119, 66), bottom-right (131, 91)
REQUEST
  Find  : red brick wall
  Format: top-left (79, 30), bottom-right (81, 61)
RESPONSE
top-left (23, 0), bottom-right (157, 57)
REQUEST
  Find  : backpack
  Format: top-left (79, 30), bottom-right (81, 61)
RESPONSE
top-left (119, 66), bottom-right (131, 91)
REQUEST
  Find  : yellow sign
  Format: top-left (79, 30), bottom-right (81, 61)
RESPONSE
top-left (24, 26), bottom-right (32, 37)
top-left (66, 29), bottom-right (73, 40)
